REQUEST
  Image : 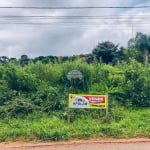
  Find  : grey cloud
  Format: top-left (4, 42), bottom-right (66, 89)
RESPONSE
top-left (0, 0), bottom-right (150, 58)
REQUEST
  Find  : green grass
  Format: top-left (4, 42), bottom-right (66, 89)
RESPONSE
top-left (0, 107), bottom-right (150, 142)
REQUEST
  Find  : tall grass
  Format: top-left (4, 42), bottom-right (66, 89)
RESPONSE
top-left (0, 107), bottom-right (150, 142)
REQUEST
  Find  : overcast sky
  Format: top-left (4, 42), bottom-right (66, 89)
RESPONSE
top-left (0, 0), bottom-right (150, 58)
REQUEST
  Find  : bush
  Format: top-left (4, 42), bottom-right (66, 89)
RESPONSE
top-left (4, 66), bottom-right (38, 92)
top-left (3, 98), bottom-right (37, 117)
top-left (123, 61), bottom-right (150, 107)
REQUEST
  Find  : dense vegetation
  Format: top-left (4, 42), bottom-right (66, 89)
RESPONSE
top-left (0, 32), bottom-right (150, 141)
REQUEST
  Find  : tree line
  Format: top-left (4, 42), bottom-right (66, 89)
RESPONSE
top-left (0, 32), bottom-right (150, 66)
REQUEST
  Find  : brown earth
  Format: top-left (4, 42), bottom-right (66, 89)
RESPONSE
top-left (1, 138), bottom-right (150, 150)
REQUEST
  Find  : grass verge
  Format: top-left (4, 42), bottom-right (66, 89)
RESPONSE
top-left (0, 107), bottom-right (150, 142)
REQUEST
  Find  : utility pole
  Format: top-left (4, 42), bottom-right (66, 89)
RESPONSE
top-left (132, 23), bottom-right (134, 39)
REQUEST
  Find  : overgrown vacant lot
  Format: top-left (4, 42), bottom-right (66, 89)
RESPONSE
top-left (0, 107), bottom-right (150, 142)
top-left (0, 56), bottom-right (150, 142)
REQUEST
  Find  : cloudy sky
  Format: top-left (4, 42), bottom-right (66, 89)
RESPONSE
top-left (0, 0), bottom-right (150, 58)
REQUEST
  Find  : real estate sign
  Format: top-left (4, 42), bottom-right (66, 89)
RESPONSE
top-left (69, 94), bottom-right (108, 109)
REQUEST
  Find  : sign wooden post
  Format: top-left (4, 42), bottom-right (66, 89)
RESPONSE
top-left (67, 108), bottom-right (70, 124)
top-left (105, 96), bottom-right (109, 118)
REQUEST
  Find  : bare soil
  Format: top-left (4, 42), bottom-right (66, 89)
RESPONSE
top-left (1, 138), bottom-right (150, 150)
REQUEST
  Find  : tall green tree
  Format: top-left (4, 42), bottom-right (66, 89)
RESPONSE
top-left (0, 56), bottom-right (9, 64)
top-left (92, 41), bottom-right (118, 63)
top-left (20, 54), bottom-right (30, 66)
top-left (128, 32), bottom-right (150, 64)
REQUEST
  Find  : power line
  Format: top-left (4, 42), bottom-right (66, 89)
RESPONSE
top-left (0, 17), bottom-right (150, 24)
top-left (0, 23), bottom-right (149, 31)
top-left (0, 6), bottom-right (150, 9)
top-left (0, 15), bottom-right (150, 24)
top-left (0, 14), bottom-right (149, 23)
top-left (0, 21), bottom-right (149, 30)
top-left (0, 15), bottom-right (150, 19)
top-left (0, 12), bottom-right (149, 27)
top-left (0, 21), bottom-right (150, 26)
top-left (1, 15), bottom-right (150, 17)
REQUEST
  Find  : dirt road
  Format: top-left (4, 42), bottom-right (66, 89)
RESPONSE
top-left (1, 139), bottom-right (150, 150)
